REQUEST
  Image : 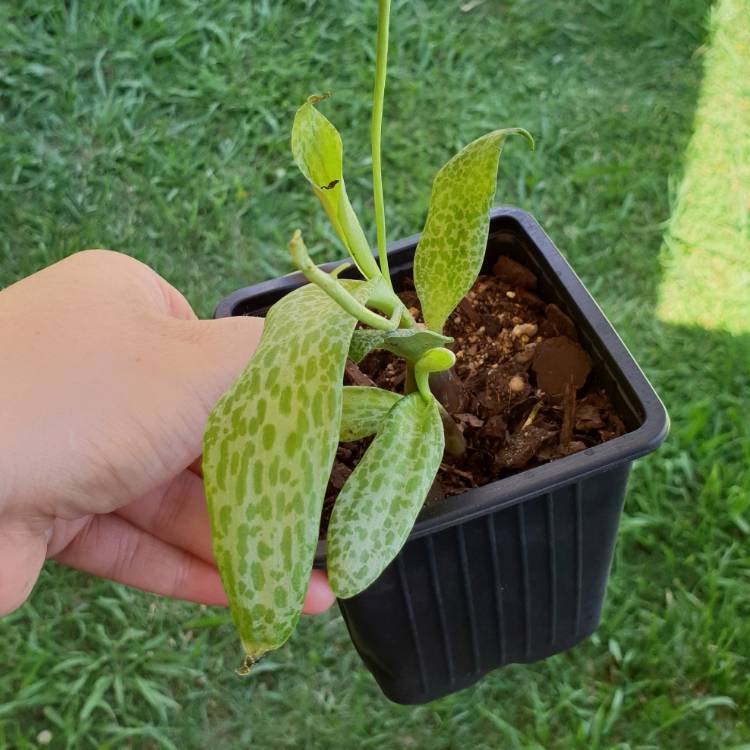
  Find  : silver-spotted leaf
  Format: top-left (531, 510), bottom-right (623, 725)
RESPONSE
top-left (348, 329), bottom-right (386, 364)
top-left (203, 283), bottom-right (363, 662)
top-left (327, 393), bottom-right (444, 598)
top-left (348, 327), bottom-right (453, 364)
top-left (291, 98), bottom-right (380, 280)
top-left (340, 386), bottom-right (402, 442)
top-left (414, 128), bottom-right (533, 331)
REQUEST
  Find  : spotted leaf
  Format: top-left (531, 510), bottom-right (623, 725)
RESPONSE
top-left (340, 386), bottom-right (402, 442)
top-left (203, 283), bottom-right (365, 663)
top-left (348, 329), bottom-right (386, 364)
top-left (414, 128), bottom-right (533, 332)
top-left (292, 96), bottom-right (380, 279)
top-left (348, 327), bottom-right (454, 364)
top-left (327, 393), bottom-right (444, 598)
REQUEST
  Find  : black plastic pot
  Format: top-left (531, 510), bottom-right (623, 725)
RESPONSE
top-left (215, 207), bottom-right (668, 705)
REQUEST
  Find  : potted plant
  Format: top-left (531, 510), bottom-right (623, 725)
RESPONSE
top-left (203, 0), bottom-right (668, 704)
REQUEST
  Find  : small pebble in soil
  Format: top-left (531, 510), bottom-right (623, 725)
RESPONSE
top-left (512, 322), bottom-right (538, 338)
top-left (509, 375), bottom-right (526, 393)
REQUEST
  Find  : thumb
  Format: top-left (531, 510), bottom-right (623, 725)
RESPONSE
top-left (175, 316), bottom-right (265, 412)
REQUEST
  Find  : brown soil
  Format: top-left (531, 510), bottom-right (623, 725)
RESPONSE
top-left (320, 255), bottom-right (625, 536)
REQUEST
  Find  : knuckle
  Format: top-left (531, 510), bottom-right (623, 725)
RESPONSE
top-left (111, 525), bottom-right (144, 581)
top-left (153, 475), bottom-right (188, 534)
top-left (170, 554), bottom-right (193, 600)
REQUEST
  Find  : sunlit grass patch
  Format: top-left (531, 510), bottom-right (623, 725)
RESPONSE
top-left (658, 0), bottom-right (750, 334)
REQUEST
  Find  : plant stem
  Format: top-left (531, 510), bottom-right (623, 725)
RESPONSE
top-left (366, 283), bottom-right (417, 328)
top-left (413, 347), bottom-right (455, 402)
top-left (407, 362), bottom-right (466, 457)
top-left (289, 231), bottom-right (397, 331)
top-left (372, 0), bottom-right (392, 289)
top-left (414, 367), bottom-right (431, 403)
top-left (404, 363), bottom-right (416, 394)
top-left (410, 349), bottom-right (466, 457)
top-left (437, 402), bottom-right (467, 459)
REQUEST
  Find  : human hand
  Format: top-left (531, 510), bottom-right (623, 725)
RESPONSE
top-left (0, 250), bottom-right (334, 617)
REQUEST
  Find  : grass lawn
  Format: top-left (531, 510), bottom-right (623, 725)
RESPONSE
top-left (1, 0), bottom-right (749, 747)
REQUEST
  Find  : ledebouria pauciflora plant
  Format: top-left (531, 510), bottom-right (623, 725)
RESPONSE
top-left (203, 0), bottom-right (533, 670)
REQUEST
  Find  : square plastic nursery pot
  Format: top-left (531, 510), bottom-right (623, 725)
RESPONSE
top-left (214, 206), bottom-right (669, 705)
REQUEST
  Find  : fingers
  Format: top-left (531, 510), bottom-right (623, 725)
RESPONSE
top-left (52, 513), bottom-right (229, 606)
top-left (116, 470), bottom-right (214, 565)
top-left (170, 316), bottom-right (264, 408)
top-left (54, 474), bottom-right (336, 614)
top-left (0, 522), bottom-right (48, 616)
top-left (303, 569), bottom-right (336, 614)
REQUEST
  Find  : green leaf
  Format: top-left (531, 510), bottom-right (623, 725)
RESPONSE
top-left (133, 678), bottom-right (180, 723)
top-left (327, 393), bottom-right (444, 598)
top-left (348, 329), bottom-right (386, 363)
top-left (203, 282), bottom-right (366, 662)
top-left (348, 327), bottom-right (453, 363)
top-left (414, 128), bottom-right (533, 331)
top-left (292, 96), bottom-right (380, 280)
top-left (340, 386), bottom-right (401, 442)
top-left (80, 675), bottom-right (112, 721)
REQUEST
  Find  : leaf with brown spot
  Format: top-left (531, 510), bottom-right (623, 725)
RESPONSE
top-left (291, 97), bottom-right (380, 279)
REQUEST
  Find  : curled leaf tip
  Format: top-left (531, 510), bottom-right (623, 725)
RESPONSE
top-left (306, 92), bottom-right (331, 105)
top-left (490, 127), bottom-right (534, 151)
top-left (418, 347), bottom-right (456, 374)
top-left (236, 654), bottom-right (259, 677)
top-left (510, 127), bottom-right (535, 151)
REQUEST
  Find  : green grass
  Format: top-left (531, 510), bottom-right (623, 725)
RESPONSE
top-left (1, 0), bottom-right (749, 747)
top-left (657, 0), bottom-right (750, 334)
